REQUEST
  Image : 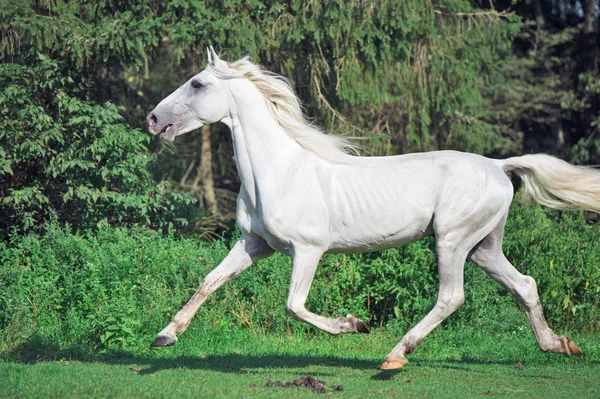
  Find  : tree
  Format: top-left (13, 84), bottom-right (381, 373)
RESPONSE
top-left (146, 0), bottom-right (522, 156)
top-left (0, 1), bottom-right (540, 234)
top-left (0, 1), bottom-right (195, 236)
top-left (142, 0), bottom-right (524, 223)
top-left (503, 0), bottom-right (600, 165)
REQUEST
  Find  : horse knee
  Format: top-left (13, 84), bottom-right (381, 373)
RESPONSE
top-left (436, 291), bottom-right (465, 315)
top-left (522, 275), bottom-right (537, 291)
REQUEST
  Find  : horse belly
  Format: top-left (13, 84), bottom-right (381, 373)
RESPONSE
top-left (328, 225), bottom-right (432, 254)
top-left (326, 177), bottom-right (435, 253)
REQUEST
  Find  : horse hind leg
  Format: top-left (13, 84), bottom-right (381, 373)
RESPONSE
top-left (469, 215), bottom-right (584, 356)
top-left (380, 195), bottom-right (518, 370)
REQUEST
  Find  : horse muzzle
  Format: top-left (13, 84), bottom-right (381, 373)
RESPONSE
top-left (147, 111), bottom-right (176, 138)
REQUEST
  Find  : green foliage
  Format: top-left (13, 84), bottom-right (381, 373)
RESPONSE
top-left (0, 55), bottom-right (195, 235)
top-left (1, 201), bottom-right (598, 356)
top-left (504, 200), bottom-right (600, 332)
top-left (498, 2), bottom-right (600, 165)
top-left (96, 312), bottom-right (142, 352)
top-left (2, 0), bottom-right (599, 239)
top-left (1, 2), bottom-right (526, 232)
top-left (0, 1), bottom-right (599, 355)
top-left (144, 0), bottom-right (522, 155)
top-left (571, 72), bottom-right (600, 164)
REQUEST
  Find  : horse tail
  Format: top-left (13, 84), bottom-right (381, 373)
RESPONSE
top-left (498, 154), bottom-right (600, 213)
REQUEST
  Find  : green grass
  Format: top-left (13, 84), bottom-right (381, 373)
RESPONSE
top-left (2, 327), bottom-right (600, 398)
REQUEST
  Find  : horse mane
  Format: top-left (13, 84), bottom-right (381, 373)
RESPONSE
top-left (207, 56), bottom-right (358, 161)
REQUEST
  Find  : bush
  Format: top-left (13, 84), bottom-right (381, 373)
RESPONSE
top-left (1, 200), bottom-right (598, 357)
top-left (503, 199), bottom-right (600, 332)
top-left (0, 55), bottom-right (195, 237)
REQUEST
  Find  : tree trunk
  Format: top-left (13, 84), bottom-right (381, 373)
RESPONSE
top-left (198, 125), bottom-right (218, 216)
top-left (525, 0), bottom-right (545, 30)
top-left (583, 0), bottom-right (596, 35)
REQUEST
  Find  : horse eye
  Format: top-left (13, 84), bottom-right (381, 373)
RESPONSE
top-left (191, 80), bottom-right (203, 89)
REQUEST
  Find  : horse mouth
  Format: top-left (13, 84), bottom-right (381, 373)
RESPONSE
top-left (159, 124), bottom-right (176, 142)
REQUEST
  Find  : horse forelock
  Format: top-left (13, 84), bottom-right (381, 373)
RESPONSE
top-left (206, 57), bottom-right (358, 161)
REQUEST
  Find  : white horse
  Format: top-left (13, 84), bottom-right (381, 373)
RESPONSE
top-left (147, 47), bottom-right (600, 370)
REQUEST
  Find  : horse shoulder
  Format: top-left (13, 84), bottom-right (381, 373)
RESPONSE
top-left (250, 159), bottom-right (331, 252)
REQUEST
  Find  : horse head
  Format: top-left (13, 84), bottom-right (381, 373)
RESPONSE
top-left (147, 46), bottom-right (232, 142)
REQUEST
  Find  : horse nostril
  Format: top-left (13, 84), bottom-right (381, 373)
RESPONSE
top-left (148, 113), bottom-right (158, 126)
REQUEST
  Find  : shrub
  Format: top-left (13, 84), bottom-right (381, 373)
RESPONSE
top-left (504, 199), bottom-right (600, 332)
top-left (1, 199), bottom-right (598, 357)
top-left (0, 55), bottom-right (195, 237)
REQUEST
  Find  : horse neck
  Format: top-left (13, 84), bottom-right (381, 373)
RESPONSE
top-left (227, 81), bottom-right (307, 204)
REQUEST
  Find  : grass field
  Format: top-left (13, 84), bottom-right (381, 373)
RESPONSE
top-left (2, 327), bottom-right (599, 398)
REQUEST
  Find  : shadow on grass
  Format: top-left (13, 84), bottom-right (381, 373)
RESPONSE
top-left (1, 333), bottom-right (560, 380)
top-left (3, 333), bottom-right (380, 374)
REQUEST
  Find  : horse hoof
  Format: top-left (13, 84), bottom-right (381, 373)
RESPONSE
top-left (151, 335), bottom-right (176, 347)
top-left (356, 320), bottom-right (370, 334)
top-left (380, 357), bottom-right (408, 370)
top-left (347, 314), bottom-right (370, 334)
top-left (562, 337), bottom-right (584, 355)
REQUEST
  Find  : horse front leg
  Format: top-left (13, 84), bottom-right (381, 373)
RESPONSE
top-left (151, 234), bottom-right (274, 347)
top-left (286, 246), bottom-right (370, 335)
top-left (380, 244), bottom-right (467, 370)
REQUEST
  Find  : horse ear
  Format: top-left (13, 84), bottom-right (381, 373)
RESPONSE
top-left (208, 45), bottom-right (228, 71)
top-left (206, 47), bottom-right (213, 65)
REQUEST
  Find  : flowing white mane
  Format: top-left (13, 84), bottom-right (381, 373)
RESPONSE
top-left (207, 57), bottom-right (358, 161)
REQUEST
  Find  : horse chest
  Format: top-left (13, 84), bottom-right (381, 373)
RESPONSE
top-left (236, 188), bottom-right (326, 255)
